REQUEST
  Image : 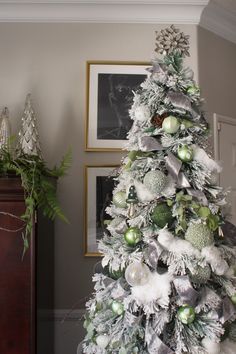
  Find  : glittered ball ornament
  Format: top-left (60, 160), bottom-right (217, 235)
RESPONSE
top-left (111, 301), bottom-right (124, 316)
top-left (162, 116), bottom-right (180, 134)
top-left (151, 203), bottom-right (173, 228)
top-left (125, 262), bottom-right (150, 287)
top-left (134, 105), bottom-right (151, 122)
top-left (178, 145), bottom-right (193, 162)
top-left (124, 227), bottom-right (142, 246)
top-left (190, 265), bottom-right (211, 284)
top-left (96, 334), bottom-right (110, 349)
top-left (185, 223), bottom-right (214, 250)
top-left (113, 191), bottom-right (127, 209)
top-left (177, 305), bottom-right (196, 324)
top-left (143, 170), bottom-right (168, 195)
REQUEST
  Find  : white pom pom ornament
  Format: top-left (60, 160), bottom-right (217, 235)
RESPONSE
top-left (134, 105), bottom-right (151, 122)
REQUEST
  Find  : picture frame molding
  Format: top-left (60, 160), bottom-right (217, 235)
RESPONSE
top-left (85, 60), bottom-right (150, 152)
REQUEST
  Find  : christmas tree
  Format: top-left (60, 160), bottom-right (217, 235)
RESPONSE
top-left (82, 26), bottom-right (236, 354)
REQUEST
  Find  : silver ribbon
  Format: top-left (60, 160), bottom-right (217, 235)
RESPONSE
top-left (167, 92), bottom-right (192, 112)
top-left (187, 188), bottom-right (208, 206)
top-left (218, 297), bottom-right (236, 324)
top-left (140, 136), bottom-right (165, 152)
top-left (173, 276), bottom-right (199, 307)
top-left (145, 240), bottom-right (163, 269)
top-left (146, 324), bottom-right (174, 354)
top-left (165, 152), bottom-right (191, 188)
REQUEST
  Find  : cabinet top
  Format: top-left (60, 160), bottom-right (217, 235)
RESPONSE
top-left (0, 177), bottom-right (24, 201)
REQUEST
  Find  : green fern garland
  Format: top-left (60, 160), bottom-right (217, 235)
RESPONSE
top-left (0, 146), bottom-right (71, 254)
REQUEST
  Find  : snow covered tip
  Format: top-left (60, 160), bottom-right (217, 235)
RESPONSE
top-left (155, 25), bottom-right (190, 57)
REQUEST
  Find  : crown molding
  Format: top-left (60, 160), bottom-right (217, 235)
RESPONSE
top-left (0, 0), bottom-right (209, 23)
top-left (200, 1), bottom-right (236, 44)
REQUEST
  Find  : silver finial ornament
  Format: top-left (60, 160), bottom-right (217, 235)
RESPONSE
top-left (155, 25), bottom-right (190, 57)
top-left (16, 94), bottom-right (42, 158)
top-left (0, 107), bottom-right (11, 150)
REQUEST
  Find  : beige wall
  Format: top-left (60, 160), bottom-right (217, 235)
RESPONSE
top-left (198, 26), bottom-right (236, 120)
top-left (0, 23), bottom-right (198, 309)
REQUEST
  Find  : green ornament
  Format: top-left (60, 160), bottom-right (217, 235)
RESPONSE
top-left (110, 267), bottom-right (124, 280)
top-left (177, 305), bottom-right (196, 324)
top-left (162, 116), bottom-right (180, 134)
top-left (231, 294), bottom-right (236, 306)
top-left (190, 265), bottom-right (211, 284)
top-left (124, 227), bottom-right (142, 246)
top-left (187, 85), bottom-right (200, 95)
top-left (178, 145), bottom-right (193, 162)
top-left (185, 223), bottom-right (214, 250)
top-left (143, 170), bottom-right (167, 195)
top-left (181, 119), bottom-right (194, 129)
top-left (128, 150), bottom-right (138, 161)
top-left (113, 191), bottom-right (127, 208)
top-left (151, 203), bottom-right (173, 228)
top-left (111, 300), bottom-right (124, 316)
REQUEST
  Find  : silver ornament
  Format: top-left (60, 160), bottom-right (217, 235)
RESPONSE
top-left (155, 25), bottom-right (190, 57)
top-left (125, 262), bottom-right (150, 287)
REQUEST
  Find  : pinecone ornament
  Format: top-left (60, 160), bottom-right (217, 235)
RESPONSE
top-left (16, 94), bottom-right (42, 158)
top-left (155, 25), bottom-right (190, 57)
top-left (0, 107), bottom-right (11, 150)
top-left (151, 113), bottom-right (168, 128)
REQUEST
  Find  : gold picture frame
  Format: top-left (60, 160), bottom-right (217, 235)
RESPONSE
top-left (85, 61), bottom-right (150, 152)
top-left (84, 164), bottom-right (119, 257)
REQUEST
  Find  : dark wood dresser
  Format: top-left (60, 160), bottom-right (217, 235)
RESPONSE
top-left (0, 178), bottom-right (35, 354)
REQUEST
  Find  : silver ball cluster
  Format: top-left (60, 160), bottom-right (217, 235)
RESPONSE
top-left (155, 25), bottom-right (190, 57)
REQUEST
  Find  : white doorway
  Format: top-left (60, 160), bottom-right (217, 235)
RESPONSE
top-left (214, 114), bottom-right (236, 226)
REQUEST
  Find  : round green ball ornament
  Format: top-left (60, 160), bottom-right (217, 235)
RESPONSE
top-left (162, 116), bottom-right (180, 134)
top-left (185, 223), bottom-right (214, 250)
top-left (190, 265), bottom-right (211, 284)
top-left (111, 301), bottom-right (124, 316)
top-left (231, 294), bottom-right (236, 306)
top-left (178, 145), bottom-right (193, 162)
top-left (177, 305), bottom-right (196, 325)
top-left (143, 170), bottom-right (167, 195)
top-left (151, 203), bottom-right (173, 228)
top-left (124, 227), bottom-right (142, 246)
top-left (113, 191), bottom-right (127, 209)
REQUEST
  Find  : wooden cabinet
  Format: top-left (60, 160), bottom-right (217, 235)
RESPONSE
top-left (0, 178), bottom-right (35, 354)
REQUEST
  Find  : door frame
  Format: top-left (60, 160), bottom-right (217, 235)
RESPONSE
top-left (213, 113), bottom-right (236, 160)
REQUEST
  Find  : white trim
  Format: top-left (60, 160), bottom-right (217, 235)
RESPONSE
top-left (38, 308), bottom-right (85, 322)
top-left (0, 0), bottom-right (209, 23)
top-left (200, 1), bottom-right (236, 45)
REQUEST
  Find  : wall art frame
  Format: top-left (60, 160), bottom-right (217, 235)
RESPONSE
top-left (85, 61), bottom-right (150, 152)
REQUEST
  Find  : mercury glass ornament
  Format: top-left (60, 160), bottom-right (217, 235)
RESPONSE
top-left (143, 170), bottom-right (167, 195)
top-left (125, 262), bottom-right (150, 287)
top-left (113, 191), bottom-right (127, 208)
top-left (185, 223), bottom-right (214, 250)
top-left (126, 185), bottom-right (138, 218)
top-left (96, 334), bottom-right (110, 349)
top-left (162, 116), bottom-right (180, 134)
top-left (0, 107), bottom-right (11, 150)
top-left (124, 227), bottom-right (142, 246)
top-left (111, 300), bottom-right (124, 316)
top-left (177, 305), bottom-right (196, 324)
top-left (178, 145), bottom-right (193, 162)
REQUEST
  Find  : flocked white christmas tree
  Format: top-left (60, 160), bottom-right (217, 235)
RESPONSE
top-left (16, 93), bottom-right (42, 158)
top-left (82, 26), bottom-right (236, 354)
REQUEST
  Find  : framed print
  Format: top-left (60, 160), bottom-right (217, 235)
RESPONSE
top-left (84, 165), bottom-right (118, 256)
top-left (85, 61), bottom-right (150, 151)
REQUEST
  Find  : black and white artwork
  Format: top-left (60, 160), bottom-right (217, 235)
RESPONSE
top-left (86, 62), bottom-right (149, 151)
top-left (97, 73), bottom-right (146, 141)
top-left (85, 166), bottom-right (117, 256)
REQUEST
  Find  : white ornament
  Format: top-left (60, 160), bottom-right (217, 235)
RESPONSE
top-left (134, 105), bottom-right (151, 122)
top-left (162, 116), bottom-right (180, 134)
top-left (125, 262), bottom-right (151, 287)
top-left (96, 334), bottom-right (110, 349)
top-left (202, 337), bottom-right (220, 354)
top-left (131, 272), bottom-right (172, 308)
